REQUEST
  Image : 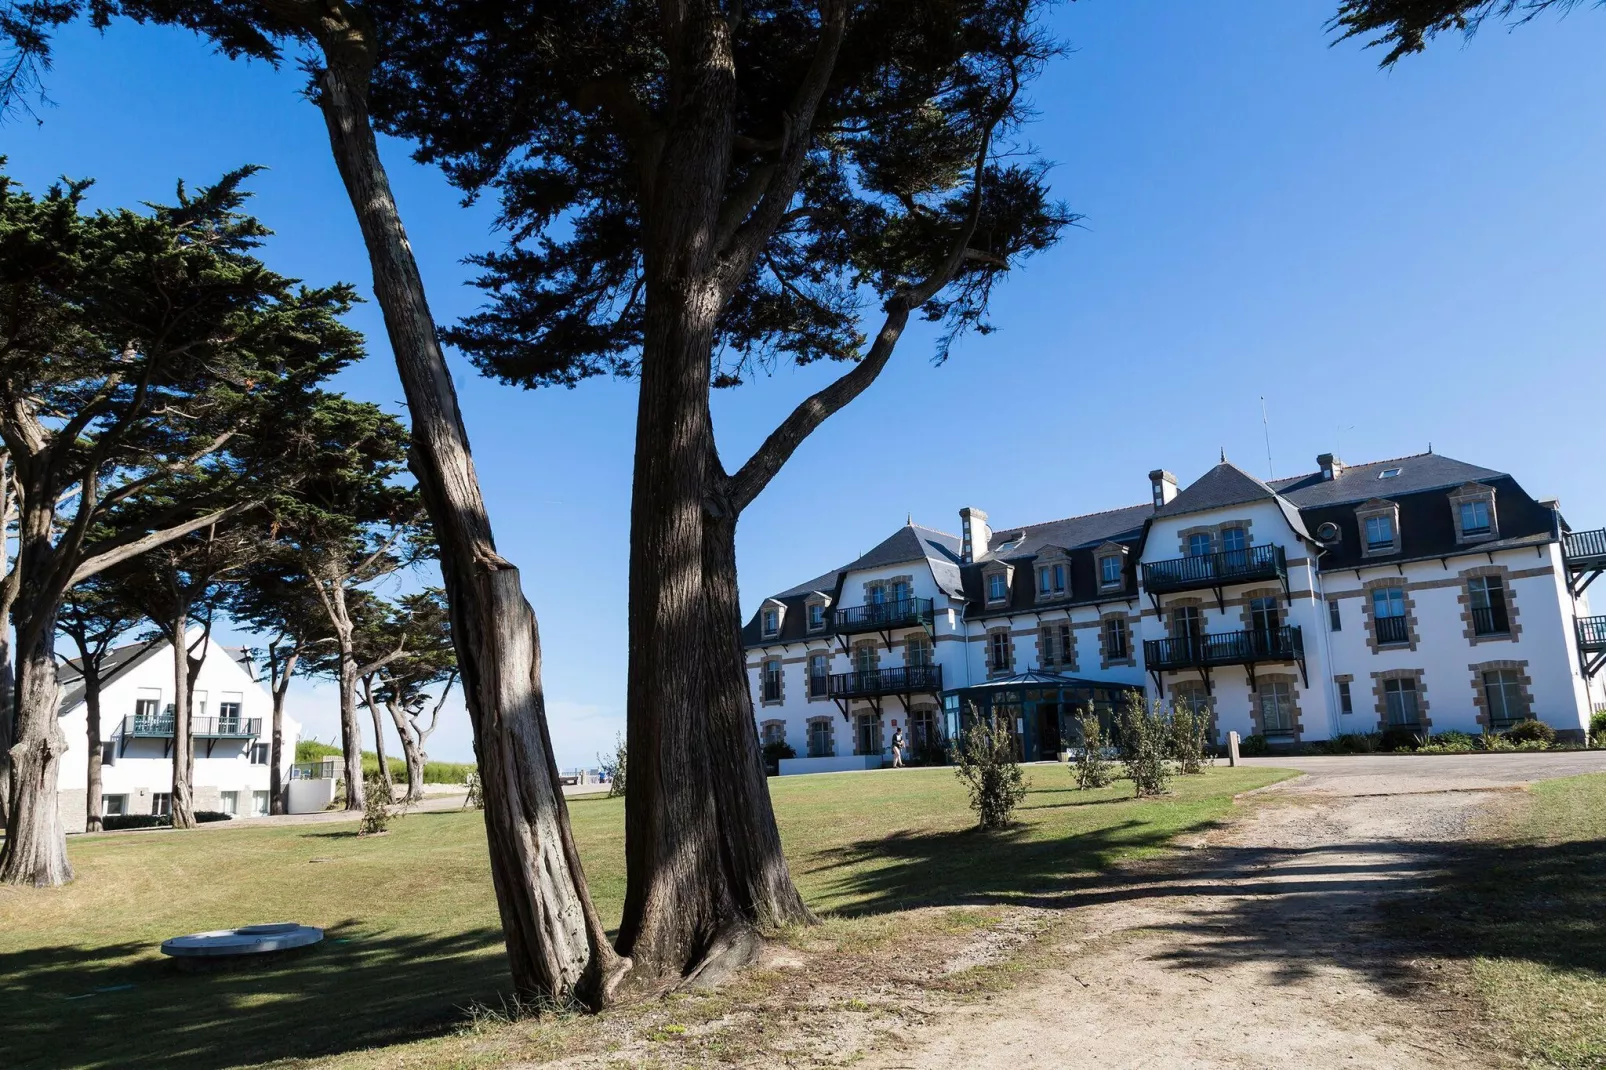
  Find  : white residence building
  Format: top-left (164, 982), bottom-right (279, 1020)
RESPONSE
top-left (55, 633), bottom-right (299, 830)
top-left (745, 452), bottom-right (1606, 771)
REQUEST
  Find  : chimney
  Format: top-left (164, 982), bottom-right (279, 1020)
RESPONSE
top-left (959, 506), bottom-right (990, 564)
top-left (1148, 470), bottom-right (1178, 511)
top-left (1317, 453), bottom-right (1346, 482)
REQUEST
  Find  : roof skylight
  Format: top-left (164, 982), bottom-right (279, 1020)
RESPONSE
top-left (1379, 467), bottom-right (1403, 479)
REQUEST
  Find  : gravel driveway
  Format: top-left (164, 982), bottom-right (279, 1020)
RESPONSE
top-left (865, 752), bottom-right (1606, 1070)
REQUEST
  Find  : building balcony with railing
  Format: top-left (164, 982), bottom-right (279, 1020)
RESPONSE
top-left (831, 597), bottom-right (935, 636)
top-left (1141, 544), bottom-right (1286, 596)
top-left (828, 664), bottom-right (943, 700)
top-left (1578, 615), bottom-right (1606, 654)
top-left (1566, 528), bottom-right (1606, 569)
top-left (123, 713), bottom-right (262, 739)
top-left (1471, 604), bottom-right (1511, 637)
top-left (1143, 625), bottom-right (1304, 673)
top-left (1374, 615), bottom-right (1410, 646)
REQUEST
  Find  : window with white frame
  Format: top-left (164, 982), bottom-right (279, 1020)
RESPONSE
top-left (252, 791), bottom-right (270, 817)
top-left (250, 743), bottom-right (270, 765)
top-left (890, 580), bottom-right (910, 603)
top-left (193, 690), bottom-right (208, 720)
top-left (1259, 682), bottom-right (1295, 735)
top-left (1059, 623), bottom-right (1072, 666)
top-left (1460, 499), bottom-right (1492, 537)
top-left (219, 791), bottom-right (239, 815)
top-left (1328, 599), bottom-right (1342, 632)
top-left (1037, 563), bottom-right (1066, 597)
top-left (989, 631), bottom-right (1011, 672)
top-left (1364, 514), bottom-right (1395, 551)
top-left (987, 572), bottom-right (1007, 603)
top-left (1383, 677), bottom-right (1421, 727)
top-left (151, 792), bottom-right (172, 817)
top-left (905, 633), bottom-right (932, 669)
top-left (1338, 679), bottom-right (1353, 715)
top-left (1039, 626), bottom-right (1058, 667)
top-left (1104, 617), bottom-right (1130, 661)
top-left (762, 608), bottom-right (780, 637)
top-left (807, 602), bottom-right (826, 631)
top-left (1468, 576), bottom-right (1510, 636)
top-left (1220, 526), bottom-right (1247, 554)
top-left (1371, 586), bottom-right (1409, 645)
top-left (218, 691), bottom-right (243, 732)
top-left (762, 659), bottom-right (783, 701)
top-left (808, 719), bottom-right (832, 758)
top-left (1099, 554), bottom-right (1123, 588)
top-left (761, 722), bottom-right (786, 746)
top-left (1187, 532), bottom-right (1212, 557)
top-left (102, 794), bottom-right (127, 817)
top-left (808, 652), bottom-right (830, 696)
top-left (1483, 669), bottom-right (1529, 727)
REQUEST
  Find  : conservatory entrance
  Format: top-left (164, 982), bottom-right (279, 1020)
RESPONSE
top-left (941, 671), bottom-right (1143, 762)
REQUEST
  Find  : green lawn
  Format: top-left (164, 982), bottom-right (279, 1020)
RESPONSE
top-left (0, 764), bottom-right (1290, 1069)
top-left (1394, 773), bottom-right (1606, 1068)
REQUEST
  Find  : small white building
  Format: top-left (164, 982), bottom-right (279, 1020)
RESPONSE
top-left (746, 451), bottom-right (1606, 768)
top-left (55, 633), bottom-right (299, 831)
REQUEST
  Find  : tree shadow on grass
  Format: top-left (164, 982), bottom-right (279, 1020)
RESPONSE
top-left (0, 921), bottom-right (509, 1069)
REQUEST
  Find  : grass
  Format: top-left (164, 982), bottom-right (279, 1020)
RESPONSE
top-left (0, 762), bottom-right (1291, 1069)
top-left (1396, 773), bottom-right (1606, 1068)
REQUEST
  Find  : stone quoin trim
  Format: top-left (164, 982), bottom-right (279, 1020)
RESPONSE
top-left (1457, 563), bottom-right (1523, 646)
top-left (850, 638), bottom-right (882, 673)
top-left (805, 647), bottom-right (834, 701)
top-left (759, 655), bottom-right (786, 706)
top-left (851, 705), bottom-right (885, 757)
top-left (1371, 667), bottom-right (1431, 733)
top-left (1360, 577), bottom-right (1420, 654)
top-left (1165, 596), bottom-right (1207, 638)
top-left (1033, 547), bottom-right (1072, 605)
top-left (1237, 586), bottom-right (1286, 632)
top-left (1098, 610), bottom-right (1138, 669)
top-left (1467, 659), bottom-right (1535, 731)
top-left (1250, 672), bottom-right (1305, 743)
top-left (1355, 498), bottom-right (1401, 558)
top-left (986, 626), bottom-right (1015, 676)
top-left (759, 719), bottom-right (788, 747)
top-left (804, 714), bottom-right (836, 758)
top-left (1034, 619), bottom-right (1079, 672)
top-left (1449, 482), bottom-right (1500, 545)
top-left (1174, 518), bottom-right (1255, 557)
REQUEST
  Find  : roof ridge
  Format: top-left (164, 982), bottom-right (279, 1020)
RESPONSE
top-left (1004, 501), bottom-right (1150, 533)
top-left (908, 522), bottom-right (959, 540)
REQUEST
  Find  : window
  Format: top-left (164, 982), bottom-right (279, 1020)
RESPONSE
top-left (1220, 527), bottom-right (1247, 553)
top-left (1483, 670), bottom-right (1529, 727)
top-left (761, 723), bottom-right (786, 746)
top-left (1328, 599), bottom-right (1342, 632)
top-left (250, 743), bottom-right (270, 765)
top-left (1104, 617), bottom-right (1130, 661)
top-left (762, 608), bottom-right (779, 637)
top-left (1468, 576), bottom-right (1510, 636)
top-left (808, 652), bottom-right (830, 697)
top-left (909, 708), bottom-right (937, 749)
top-left (1338, 680), bottom-right (1353, 715)
top-left (134, 687), bottom-right (162, 723)
top-left (890, 580), bottom-right (910, 603)
top-left (762, 659), bottom-right (782, 702)
top-left (1259, 682), bottom-right (1295, 735)
top-left (219, 790), bottom-right (239, 815)
top-left (856, 713), bottom-right (880, 756)
top-left (1250, 596), bottom-right (1281, 642)
top-left (1460, 499), bottom-right (1492, 537)
top-left (1187, 532), bottom-right (1212, 557)
top-left (193, 690), bottom-right (208, 719)
top-left (987, 573), bottom-right (1008, 602)
top-left (1364, 514), bottom-right (1395, 551)
top-left (1380, 467), bottom-right (1402, 479)
top-left (1371, 587), bottom-right (1409, 645)
top-left (905, 634), bottom-right (932, 669)
top-left (100, 741), bottom-right (116, 767)
top-left (867, 584), bottom-right (885, 605)
top-left (808, 719), bottom-right (832, 758)
top-left (1039, 627), bottom-right (1058, 667)
top-left (989, 631), bottom-right (1011, 672)
top-left (251, 791), bottom-right (270, 817)
top-left (1171, 605), bottom-right (1202, 641)
top-left (854, 643), bottom-right (876, 674)
top-left (808, 603), bottom-right (825, 631)
top-left (102, 794), bottom-right (127, 817)
top-left (151, 792), bottom-right (172, 817)
top-left (1383, 677), bottom-right (1421, 726)
top-left (1059, 624), bottom-right (1073, 666)
top-left (1038, 563), bottom-right (1066, 597)
top-left (1100, 555), bottom-right (1123, 588)
top-left (218, 692), bottom-right (243, 732)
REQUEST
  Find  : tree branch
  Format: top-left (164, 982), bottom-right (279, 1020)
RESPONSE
top-left (68, 498), bottom-right (263, 586)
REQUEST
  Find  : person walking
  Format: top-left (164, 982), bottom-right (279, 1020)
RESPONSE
top-left (891, 727), bottom-right (906, 768)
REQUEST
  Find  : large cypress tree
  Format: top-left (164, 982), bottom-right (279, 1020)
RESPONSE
top-left (1330, 1), bottom-right (1599, 66)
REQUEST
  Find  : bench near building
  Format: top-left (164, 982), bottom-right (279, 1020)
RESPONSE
top-left (744, 452), bottom-right (1606, 772)
top-left (55, 633), bottom-right (300, 830)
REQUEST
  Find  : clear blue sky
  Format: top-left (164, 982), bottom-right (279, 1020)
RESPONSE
top-left (9, 1), bottom-right (1604, 768)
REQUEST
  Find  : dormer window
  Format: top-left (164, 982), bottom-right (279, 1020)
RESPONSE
top-left (1356, 498), bottom-right (1400, 558)
top-left (1099, 553), bottom-right (1123, 589)
top-left (1037, 563), bottom-right (1066, 598)
top-left (762, 608), bottom-right (780, 637)
top-left (1450, 483), bottom-right (1499, 544)
top-left (986, 571), bottom-right (1008, 604)
top-left (807, 603), bottom-right (826, 631)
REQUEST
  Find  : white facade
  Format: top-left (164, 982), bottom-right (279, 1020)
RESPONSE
top-left (746, 452), bottom-right (1606, 767)
top-left (55, 633), bottom-right (298, 831)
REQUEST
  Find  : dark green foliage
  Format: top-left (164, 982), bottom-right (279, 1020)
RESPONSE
top-left (358, 773), bottom-right (393, 835)
top-left (912, 731), bottom-right (950, 767)
top-left (1378, 727), bottom-right (1423, 752)
top-left (953, 718), bottom-right (1028, 829)
top-left (100, 810), bottom-right (231, 831)
top-left (1167, 701), bottom-right (1212, 775)
top-left (1329, 1), bottom-right (1597, 68)
top-left (761, 740), bottom-right (796, 764)
top-left (598, 733), bottom-right (626, 799)
top-left (1503, 719), bottom-right (1557, 746)
top-left (1070, 706), bottom-right (1114, 791)
top-left (1318, 732), bottom-right (1382, 754)
top-left (295, 740), bottom-right (472, 784)
top-left (1116, 695), bottom-right (1171, 797)
top-left (1591, 710), bottom-right (1606, 745)
top-left (1238, 733), bottom-right (1271, 757)
top-left (1416, 730), bottom-right (1477, 754)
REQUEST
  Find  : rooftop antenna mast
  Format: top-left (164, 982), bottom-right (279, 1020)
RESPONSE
top-left (1260, 396), bottom-right (1275, 480)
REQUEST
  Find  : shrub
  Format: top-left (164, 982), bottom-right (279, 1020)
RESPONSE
top-left (1167, 702), bottom-right (1213, 775)
top-left (1378, 728), bottom-right (1423, 752)
top-left (99, 810), bottom-right (233, 831)
top-left (1070, 707), bottom-right (1115, 791)
top-left (358, 775), bottom-right (394, 836)
top-left (1417, 730), bottom-right (1476, 755)
top-left (1117, 695), bottom-right (1171, 798)
top-left (1502, 719), bottom-right (1556, 746)
top-left (1319, 732), bottom-right (1381, 755)
top-left (1238, 733), bottom-right (1270, 758)
top-left (598, 732), bottom-right (628, 798)
top-left (953, 719), bottom-right (1029, 829)
top-left (913, 731), bottom-right (950, 767)
top-left (761, 740), bottom-right (796, 764)
top-left (1591, 710), bottom-right (1606, 746)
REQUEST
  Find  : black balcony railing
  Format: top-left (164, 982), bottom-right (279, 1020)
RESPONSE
top-left (1471, 604), bottom-right (1510, 637)
top-left (1374, 615), bottom-right (1410, 646)
top-left (1577, 615), bottom-right (1606, 653)
top-left (832, 597), bottom-right (935, 635)
top-left (828, 664), bottom-right (943, 700)
top-left (1141, 544), bottom-right (1286, 595)
top-left (123, 714), bottom-right (262, 738)
top-left (1566, 528), bottom-right (1606, 566)
top-left (1143, 626), bottom-right (1303, 672)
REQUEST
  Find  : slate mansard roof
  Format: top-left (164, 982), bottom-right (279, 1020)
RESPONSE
top-left (743, 452), bottom-right (1563, 646)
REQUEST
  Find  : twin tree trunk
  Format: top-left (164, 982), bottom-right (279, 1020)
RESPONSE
top-left (368, 697), bottom-right (393, 797)
top-left (313, 49), bottom-right (623, 1005)
top-left (385, 699), bottom-right (428, 803)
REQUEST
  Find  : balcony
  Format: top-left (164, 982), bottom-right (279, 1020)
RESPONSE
top-left (1375, 615), bottom-right (1410, 646)
top-left (124, 714), bottom-right (262, 738)
top-left (1578, 615), bottom-right (1606, 679)
top-left (1470, 604), bottom-right (1510, 638)
top-left (828, 664), bottom-right (943, 702)
top-left (1143, 626), bottom-right (1304, 682)
top-left (832, 597), bottom-right (935, 637)
top-left (1566, 528), bottom-right (1606, 597)
top-left (1141, 544), bottom-right (1287, 605)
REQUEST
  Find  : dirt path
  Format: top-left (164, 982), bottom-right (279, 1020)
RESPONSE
top-left (862, 754), bottom-right (1606, 1070)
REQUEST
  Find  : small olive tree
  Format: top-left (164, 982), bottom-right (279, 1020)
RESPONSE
top-left (599, 733), bottom-right (627, 799)
top-left (1071, 707), bottom-right (1115, 791)
top-left (1118, 695), bottom-right (1172, 798)
top-left (954, 718), bottom-right (1029, 830)
top-left (1168, 701), bottom-right (1214, 775)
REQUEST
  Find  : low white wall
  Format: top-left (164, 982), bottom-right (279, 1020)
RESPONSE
top-left (778, 755), bottom-right (882, 776)
top-left (287, 779), bottom-right (337, 814)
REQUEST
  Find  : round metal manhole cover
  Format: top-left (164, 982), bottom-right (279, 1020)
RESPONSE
top-left (161, 923), bottom-right (324, 958)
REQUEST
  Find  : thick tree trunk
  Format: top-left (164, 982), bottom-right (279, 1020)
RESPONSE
top-left (170, 613), bottom-right (196, 829)
top-left (84, 673), bottom-right (104, 834)
top-left (386, 699), bottom-right (426, 803)
top-left (0, 625), bottom-right (13, 830)
top-left (337, 645), bottom-right (365, 811)
top-left (0, 610), bottom-right (72, 886)
top-left (312, 48), bottom-right (623, 1006)
top-left (701, 513), bottom-right (812, 928)
top-left (269, 653), bottom-right (295, 816)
